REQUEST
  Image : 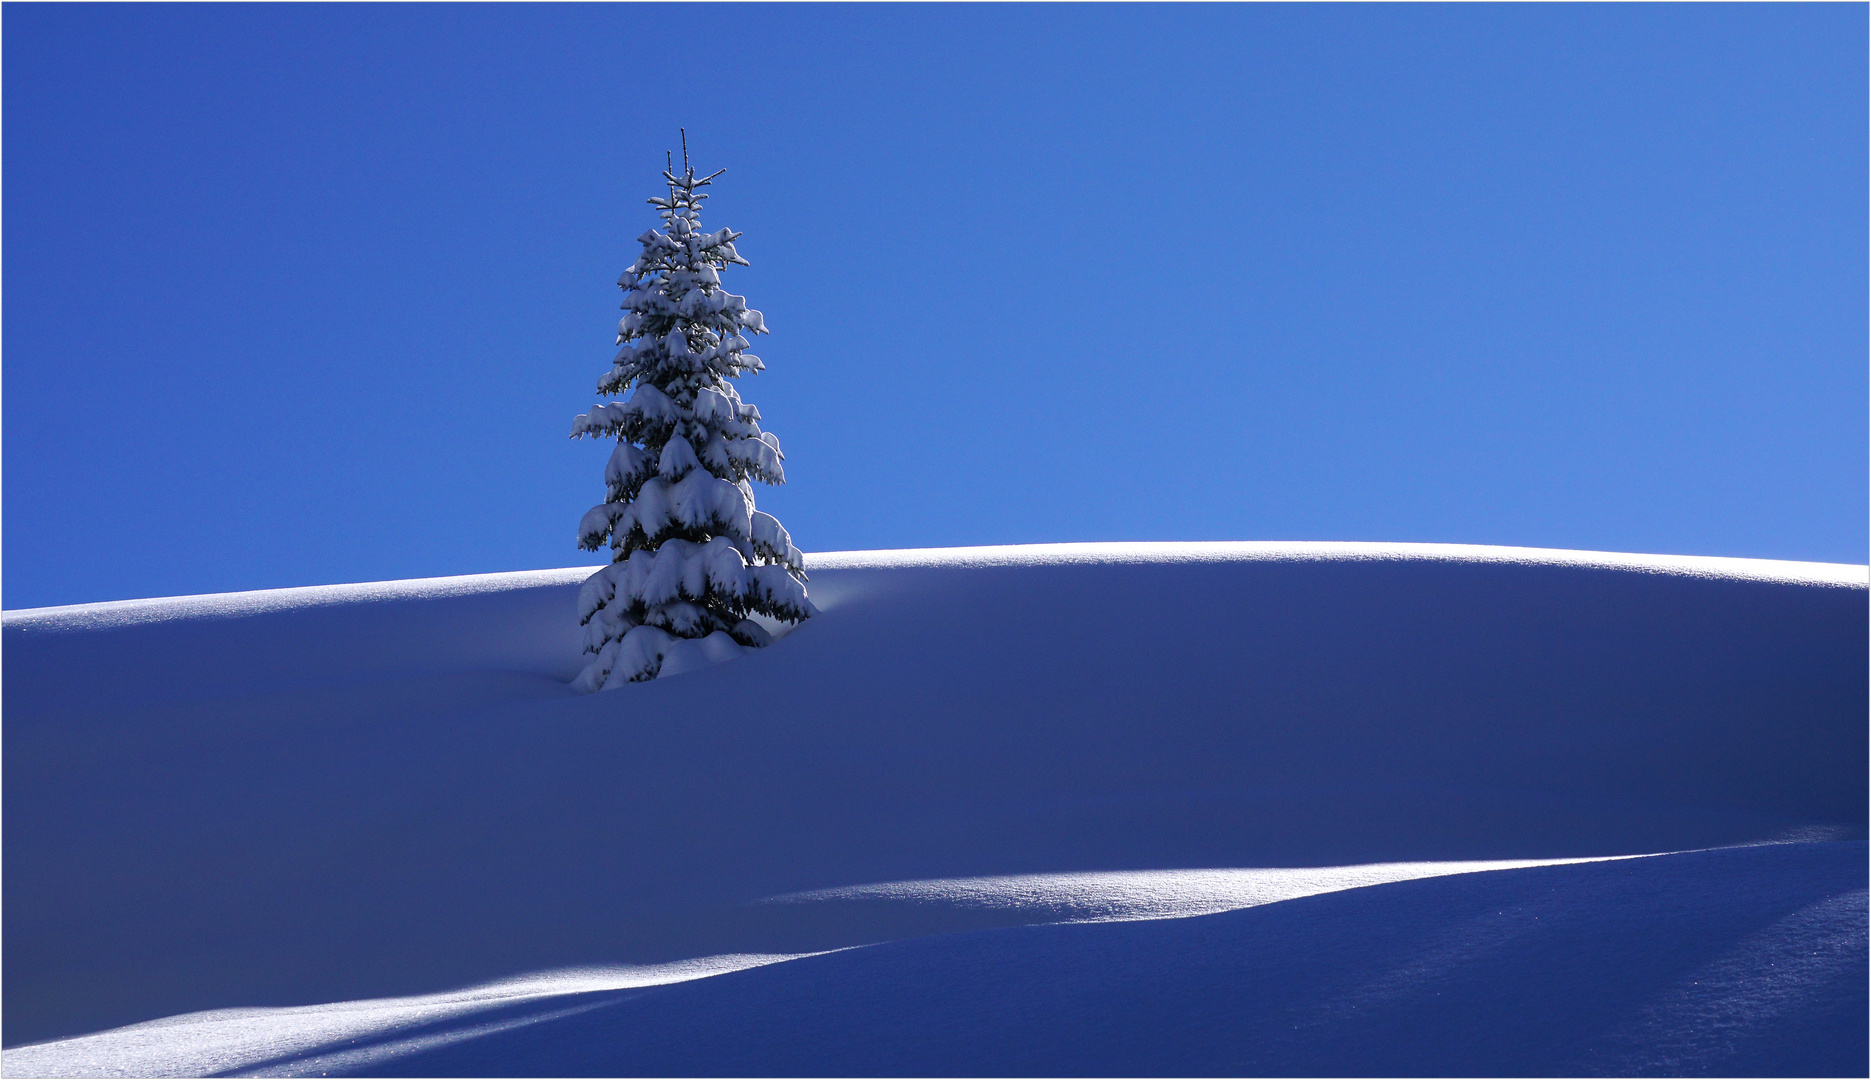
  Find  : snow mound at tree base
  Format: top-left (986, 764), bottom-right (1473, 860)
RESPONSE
top-left (3, 542), bottom-right (1865, 1073)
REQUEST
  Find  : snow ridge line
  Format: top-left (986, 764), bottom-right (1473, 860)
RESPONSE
top-left (6, 542), bottom-right (1861, 631)
top-left (808, 540), bottom-right (1869, 585)
top-left (0, 567), bottom-right (606, 631)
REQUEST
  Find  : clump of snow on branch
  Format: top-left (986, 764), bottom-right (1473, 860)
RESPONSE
top-left (569, 141), bottom-right (809, 690)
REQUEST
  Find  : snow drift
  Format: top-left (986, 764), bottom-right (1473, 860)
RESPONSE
top-left (3, 542), bottom-right (1865, 1076)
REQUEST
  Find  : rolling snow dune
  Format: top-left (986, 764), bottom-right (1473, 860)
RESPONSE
top-left (311, 843), bottom-right (1871, 1079)
top-left (3, 542), bottom-right (1865, 1075)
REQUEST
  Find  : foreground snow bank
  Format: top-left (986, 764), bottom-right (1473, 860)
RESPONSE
top-left (341, 842), bottom-right (1868, 1079)
top-left (4, 542), bottom-right (1865, 1073)
top-left (0, 856), bottom-right (1628, 1078)
top-left (0, 955), bottom-right (809, 1080)
top-left (9, 845), bottom-right (1859, 1078)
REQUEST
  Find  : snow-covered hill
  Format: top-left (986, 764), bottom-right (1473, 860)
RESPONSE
top-left (4, 542), bottom-right (1865, 1076)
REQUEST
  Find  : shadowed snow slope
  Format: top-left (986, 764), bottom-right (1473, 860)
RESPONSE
top-left (322, 843), bottom-right (1871, 1079)
top-left (3, 542), bottom-right (1865, 1074)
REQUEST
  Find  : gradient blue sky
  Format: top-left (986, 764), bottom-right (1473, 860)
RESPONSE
top-left (5, 3), bottom-right (1865, 609)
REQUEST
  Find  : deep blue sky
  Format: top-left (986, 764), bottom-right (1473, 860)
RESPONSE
top-left (5, 3), bottom-right (1865, 608)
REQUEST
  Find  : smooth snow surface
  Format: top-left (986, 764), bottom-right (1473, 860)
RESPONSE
top-left (336, 843), bottom-right (1870, 1079)
top-left (0, 859), bottom-right (1634, 1078)
top-left (0, 956), bottom-right (810, 1079)
top-left (5, 542), bottom-right (1865, 1076)
top-left (762, 857), bottom-right (1641, 924)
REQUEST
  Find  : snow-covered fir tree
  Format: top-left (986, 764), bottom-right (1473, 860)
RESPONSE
top-left (569, 141), bottom-right (809, 691)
